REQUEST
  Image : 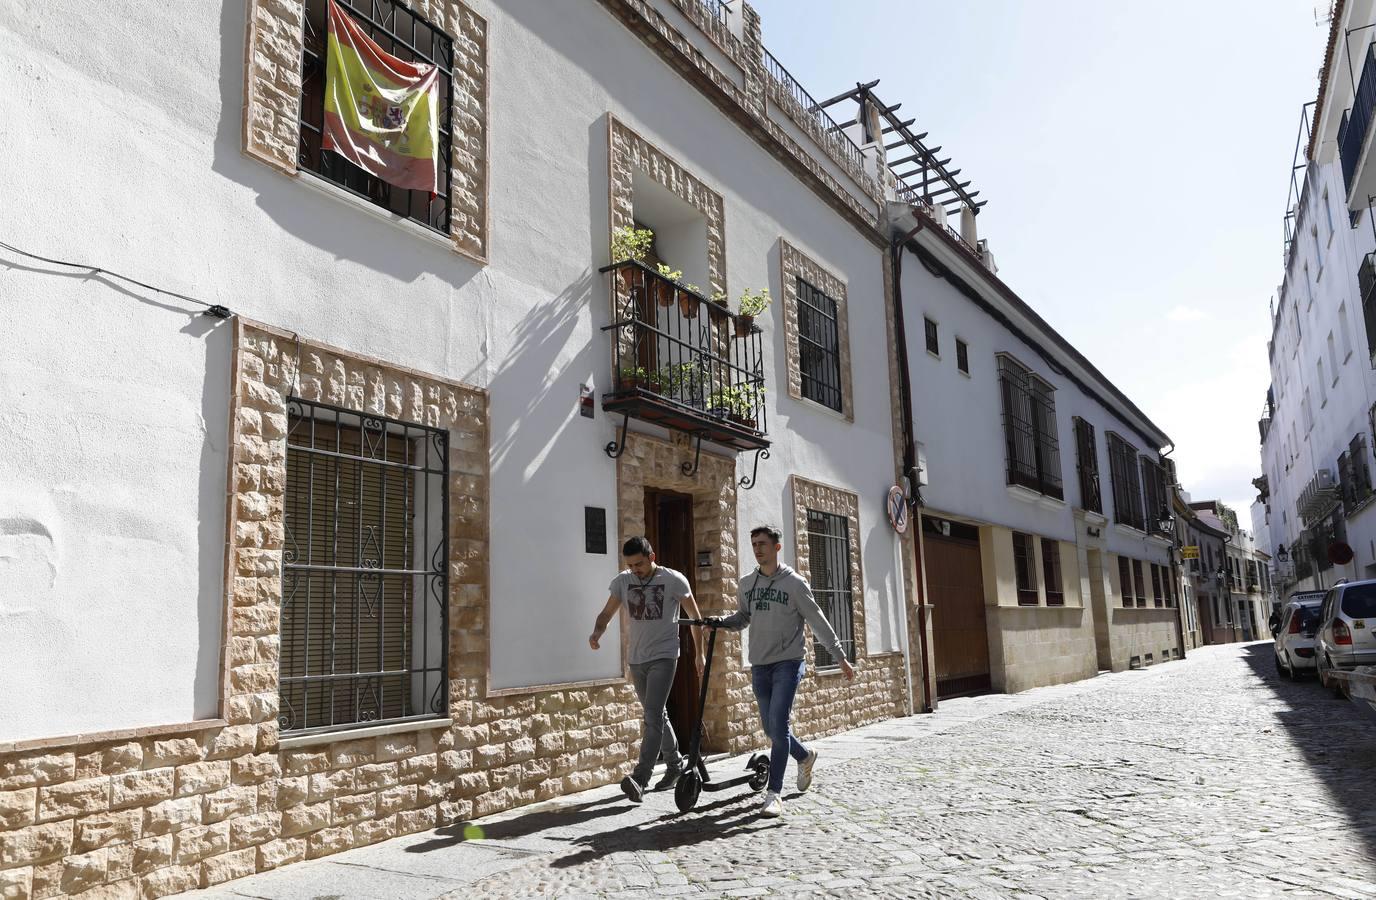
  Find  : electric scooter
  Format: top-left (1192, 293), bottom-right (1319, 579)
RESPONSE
top-left (672, 617), bottom-right (771, 812)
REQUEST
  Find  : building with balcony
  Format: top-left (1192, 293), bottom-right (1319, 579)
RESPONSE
top-left (1, 0), bottom-right (1178, 894)
top-left (1257, 26), bottom-right (1376, 598)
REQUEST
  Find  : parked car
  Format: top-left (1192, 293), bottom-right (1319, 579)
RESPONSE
top-left (1315, 580), bottom-right (1376, 697)
top-left (1273, 594), bottom-right (1324, 679)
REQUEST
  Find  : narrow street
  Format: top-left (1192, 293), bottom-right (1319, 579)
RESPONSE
top-left (190, 644), bottom-right (1376, 899)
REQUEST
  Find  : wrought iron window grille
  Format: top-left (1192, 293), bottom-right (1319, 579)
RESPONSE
top-left (806, 509), bottom-right (856, 668)
top-left (797, 277), bottom-right (843, 413)
top-left (998, 356), bottom-right (1063, 501)
top-left (298, 0), bottom-right (456, 235)
top-left (1073, 417), bottom-right (1102, 515)
top-left (1107, 432), bottom-right (1145, 531)
top-left (280, 398), bottom-right (450, 736)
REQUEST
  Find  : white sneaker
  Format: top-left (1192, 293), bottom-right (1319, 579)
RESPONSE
top-left (797, 749), bottom-right (818, 793)
top-left (760, 790), bottom-right (783, 817)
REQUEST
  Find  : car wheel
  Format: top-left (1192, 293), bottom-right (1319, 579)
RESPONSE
top-left (1326, 656), bottom-right (1347, 699)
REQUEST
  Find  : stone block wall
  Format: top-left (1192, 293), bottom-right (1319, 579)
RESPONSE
top-left (986, 606), bottom-right (1099, 694)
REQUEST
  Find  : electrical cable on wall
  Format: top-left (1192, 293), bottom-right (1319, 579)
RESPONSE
top-left (0, 239), bottom-right (233, 319)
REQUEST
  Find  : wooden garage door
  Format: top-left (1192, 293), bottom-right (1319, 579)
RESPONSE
top-left (924, 518), bottom-right (991, 698)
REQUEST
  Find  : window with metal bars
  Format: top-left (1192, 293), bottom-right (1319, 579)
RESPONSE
top-left (924, 317), bottom-right (939, 356)
top-left (1150, 563), bottom-right (1163, 607)
top-left (1118, 555), bottom-right (1133, 608)
top-left (796, 277), bottom-right (844, 413)
top-left (1107, 432), bottom-right (1145, 530)
top-left (1132, 559), bottom-right (1146, 608)
top-left (1073, 417), bottom-right (1102, 514)
top-left (280, 398), bottom-right (449, 735)
top-left (1041, 538), bottom-right (1063, 606)
top-left (1141, 457), bottom-right (1168, 534)
top-left (298, 0), bottom-right (455, 234)
top-left (806, 509), bottom-right (855, 667)
top-left (997, 355), bottom-right (1063, 500)
top-left (1012, 531), bottom-right (1038, 606)
top-left (956, 338), bottom-right (969, 374)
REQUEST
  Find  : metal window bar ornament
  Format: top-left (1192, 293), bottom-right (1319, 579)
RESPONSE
top-left (796, 277), bottom-right (843, 413)
top-left (807, 510), bottom-right (854, 668)
top-left (280, 398), bottom-right (449, 735)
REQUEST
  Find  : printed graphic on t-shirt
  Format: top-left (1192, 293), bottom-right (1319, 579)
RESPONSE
top-left (628, 584), bottom-right (666, 620)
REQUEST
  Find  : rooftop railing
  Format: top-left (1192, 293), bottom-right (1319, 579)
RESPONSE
top-left (761, 46), bottom-right (866, 177)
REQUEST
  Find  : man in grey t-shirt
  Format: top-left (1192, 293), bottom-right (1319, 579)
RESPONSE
top-left (590, 536), bottom-right (704, 803)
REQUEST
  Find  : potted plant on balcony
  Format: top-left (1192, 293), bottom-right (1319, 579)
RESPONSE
top-left (610, 226), bottom-right (654, 298)
top-left (655, 264), bottom-right (682, 307)
top-left (734, 287), bottom-right (771, 337)
top-left (677, 282), bottom-right (703, 319)
top-left (707, 384), bottom-right (764, 430)
top-left (618, 365), bottom-right (664, 394)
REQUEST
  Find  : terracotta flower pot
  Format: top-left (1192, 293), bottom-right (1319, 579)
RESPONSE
top-left (657, 281), bottom-right (675, 307)
top-left (734, 314), bottom-right (754, 337)
top-left (678, 294), bottom-right (700, 319)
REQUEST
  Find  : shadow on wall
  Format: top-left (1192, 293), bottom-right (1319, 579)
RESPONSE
top-left (1239, 642), bottom-right (1376, 861)
top-left (211, 1), bottom-right (484, 294)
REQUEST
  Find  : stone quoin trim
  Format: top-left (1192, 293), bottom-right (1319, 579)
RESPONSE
top-left (240, 0), bottom-right (490, 263)
top-left (780, 239), bottom-right (854, 422)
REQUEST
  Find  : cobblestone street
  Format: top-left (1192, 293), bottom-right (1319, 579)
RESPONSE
top-left (192, 643), bottom-right (1376, 899)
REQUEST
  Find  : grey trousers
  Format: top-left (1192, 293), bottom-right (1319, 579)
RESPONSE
top-left (629, 656), bottom-right (682, 786)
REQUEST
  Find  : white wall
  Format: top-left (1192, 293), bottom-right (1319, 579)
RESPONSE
top-left (0, 0), bottom-right (907, 733)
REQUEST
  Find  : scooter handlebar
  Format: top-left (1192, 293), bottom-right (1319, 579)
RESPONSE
top-left (676, 617), bottom-right (726, 628)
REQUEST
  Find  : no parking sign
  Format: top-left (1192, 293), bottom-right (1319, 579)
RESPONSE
top-left (886, 485), bottom-right (908, 534)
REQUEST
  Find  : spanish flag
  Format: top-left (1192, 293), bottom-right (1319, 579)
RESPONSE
top-left (323, 0), bottom-right (440, 193)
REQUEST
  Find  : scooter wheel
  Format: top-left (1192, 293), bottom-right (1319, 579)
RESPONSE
top-left (747, 754), bottom-right (770, 793)
top-left (674, 771), bottom-right (701, 812)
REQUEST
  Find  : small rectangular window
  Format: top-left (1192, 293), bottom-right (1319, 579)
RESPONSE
top-left (1012, 532), bottom-right (1038, 606)
top-left (1132, 559), bottom-right (1146, 608)
top-left (956, 339), bottom-right (969, 374)
top-left (796, 278), bottom-right (844, 413)
top-left (1150, 563), bottom-right (1163, 608)
top-left (1340, 301), bottom-right (1354, 359)
top-left (1041, 538), bottom-right (1064, 606)
top-left (924, 317), bottom-right (939, 356)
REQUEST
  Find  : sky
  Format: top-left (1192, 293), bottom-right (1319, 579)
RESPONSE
top-left (750, 0), bottom-right (1331, 519)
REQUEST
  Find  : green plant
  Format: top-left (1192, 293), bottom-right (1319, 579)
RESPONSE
top-left (711, 290), bottom-right (727, 306)
top-left (681, 282), bottom-right (700, 295)
top-left (656, 263), bottom-right (683, 283)
top-left (737, 287), bottom-right (772, 317)
top-left (610, 226), bottom-right (654, 263)
top-left (707, 383), bottom-right (764, 418)
top-left (618, 365), bottom-right (662, 390)
top-left (659, 363), bottom-right (700, 395)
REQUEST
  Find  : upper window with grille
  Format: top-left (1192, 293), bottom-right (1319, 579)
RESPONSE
top-left (997, 355), bottom-right (1062, 500)
top-left (1073, 417), bottom-right (1102, 514)
top-left (956, 338), bottom-right (969, 374)
top-left (299, 0), bottom-right (455, 234)
top-left (1107, 432), bottom-right (1145, 530)
top-left (806, 508), bottom-right (856, 667)
top-left (280, 399), bottom-right (450, 735)
top-left (797, 277), bottom-right (844, 413)
top-left (924, 317), bottom-right (940, 356)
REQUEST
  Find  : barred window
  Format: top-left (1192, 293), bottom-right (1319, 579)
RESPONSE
top-left (1041, 538), bottom-right (1064, 606)
top-left (797, 278), bottom-right (843, 413)
top-left (956, 339), bottom-right (969, 374)
top-left (1013, 531), bottom-right (1039, 606)
top-left (1107, 432), bottom-right (1145, 530)
top-left (1150, 563), bottom-right (1163, 608)
top-left (1132, 559), bottom-right (1146, 608)
top-left (1141, 457), bottom-right (1168, 534)
top-left (280, 399), bottom-right (449, 735)
top-left (1118, 556), bottom-right (1133, 608)
top-left (806, 509), bottom-right (856, 667)
top-left (998, 355), bottom-right (1063, 500)
top-left (924, 317), bottom-right (939, 356)
top-left (1073, 417), bottom-right (1102, 514)
top-left (299, 0), bottom-right (455, 234)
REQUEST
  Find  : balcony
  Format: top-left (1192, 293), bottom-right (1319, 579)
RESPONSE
top-left (1297, 468), bottom-right (1339, 525)
top-left (599, 260), bottom-right (769, 466)
top-left (1362, 252), bottom-right (1376, 364)
top-left (1339, 43), bottom-right (1376, 203)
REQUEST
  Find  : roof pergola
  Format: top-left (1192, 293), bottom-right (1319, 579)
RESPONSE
top-left (818, 80), bottom-right (985, 217)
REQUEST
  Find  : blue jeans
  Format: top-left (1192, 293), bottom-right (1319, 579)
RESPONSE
top-left (751, 658), bottom-right (808, 793)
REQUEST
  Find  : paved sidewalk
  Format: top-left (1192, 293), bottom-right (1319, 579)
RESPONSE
top-left (187, 643), bottom-right (1376, 899)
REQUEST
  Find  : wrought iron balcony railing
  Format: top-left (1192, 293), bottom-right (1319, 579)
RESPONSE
top-left (1340, 43), bottom-right (1376, 196)
top-left (599, 260), bottom-right (769, 467)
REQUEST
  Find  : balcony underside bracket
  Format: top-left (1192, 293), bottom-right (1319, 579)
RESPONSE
top-left (680, 431), bottom-right (707, 478)
top-left (605, 412), bottom-right (630, 459)
top-left (738, 447), bottom-right (770, 490)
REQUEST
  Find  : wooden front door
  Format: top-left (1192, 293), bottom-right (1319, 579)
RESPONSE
top-left (924, 517), bottom-right (991, 698)
top-left (643, 489), bottom-right (700, 745)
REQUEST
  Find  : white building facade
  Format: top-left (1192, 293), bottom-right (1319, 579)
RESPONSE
top-left (0, 0), bottom-right (1177, 895)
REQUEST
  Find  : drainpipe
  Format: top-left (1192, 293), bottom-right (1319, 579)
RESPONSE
top-left (891, 222), bottom-right (935, 713)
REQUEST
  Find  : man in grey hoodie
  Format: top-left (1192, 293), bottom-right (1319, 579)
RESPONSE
top-left (710, 524), bottom-right (855, 817)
